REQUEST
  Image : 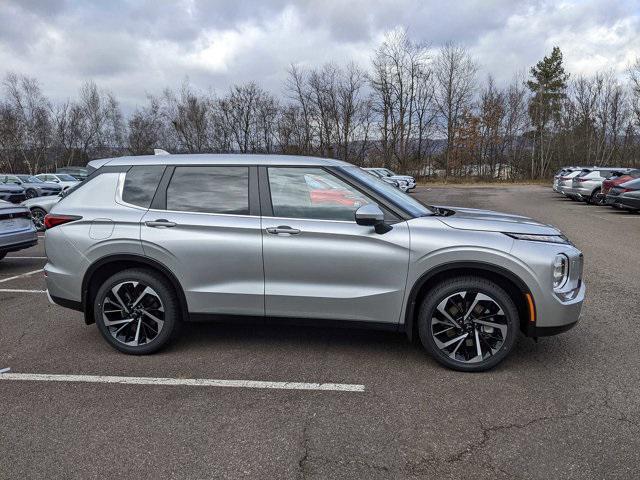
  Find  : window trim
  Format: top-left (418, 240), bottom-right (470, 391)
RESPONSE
top-left (259, 165), bottom-right (404, 223)
top-left (117, 165), bottom-right (167, 210)
top-left (149, 164), bottom-right (259, 217)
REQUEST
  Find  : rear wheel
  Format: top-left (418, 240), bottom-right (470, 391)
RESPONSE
top-left (418, 276), bottom-right (518, 372)
top-left (30, 207), bottom-right (47, 231)
top-left (588, 189), bottom-right (602, 205)
top-left (94, 269), bottom-right (180, 354)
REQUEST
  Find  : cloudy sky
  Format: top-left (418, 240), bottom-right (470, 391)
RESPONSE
top-left (1, 0), bottom-right (639, 111)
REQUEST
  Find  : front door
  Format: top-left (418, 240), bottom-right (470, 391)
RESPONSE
top-left (261, 167), bottom-right (410, 324)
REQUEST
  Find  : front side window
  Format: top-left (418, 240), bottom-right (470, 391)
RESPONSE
top-left (56, 174), bottom-right (77, 181)
top-left (122, 166), bottom-right (165, 208)
top-left (268, 167), bottom-right (371, 221)
top-left (167, 166), bottom-right (249, 215)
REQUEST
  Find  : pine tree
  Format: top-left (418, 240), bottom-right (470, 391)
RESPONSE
top-left (527, 46), bottom-right (569, 177)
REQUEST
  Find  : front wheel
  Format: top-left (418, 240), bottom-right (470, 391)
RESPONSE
top-left (418, 276), bottom-right (518, 372)
top-left (94, 269), bottom-right (180, 354)
top-left (25, 189), bottom-right (38, 199)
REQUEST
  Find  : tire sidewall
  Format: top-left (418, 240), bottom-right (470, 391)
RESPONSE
top-left (94, 269), bottom-right (179, 354)
top-left (418, 278), bottom-right (518, 372)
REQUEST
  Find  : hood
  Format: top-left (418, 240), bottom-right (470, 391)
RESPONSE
top-left (431, 206), bottom-right (560, 235)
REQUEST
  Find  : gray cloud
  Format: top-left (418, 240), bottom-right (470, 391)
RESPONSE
top-left (0, 0), bottom-right (638, 111)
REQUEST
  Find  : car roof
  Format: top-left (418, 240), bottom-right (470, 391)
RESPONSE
top-left (88, 154), bottom-right (352, 170)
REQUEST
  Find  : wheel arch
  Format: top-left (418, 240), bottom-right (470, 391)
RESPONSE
top-left (403, 261), bottom-right (534, 342)
top-left (81, 254), bottom-right (188, 325)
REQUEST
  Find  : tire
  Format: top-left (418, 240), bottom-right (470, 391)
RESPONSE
top-left (30, 207), bottom-right (47, 231)
top-left (25, 189), bottom-right (38, 199)
top-left (418, 276), bottom-right (518, 372)
top-left (588, 189), bottom-right (601, 205)
top-left (94, 268), bottom-right (181, 354)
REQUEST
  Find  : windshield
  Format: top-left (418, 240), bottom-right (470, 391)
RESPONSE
top-left (56, 174), bottom-right (77, 181)
top-left (341, 166), bottom-right (432, 217)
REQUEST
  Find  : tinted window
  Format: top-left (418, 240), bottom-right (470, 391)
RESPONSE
top-left (167, 166), bottom-right (249, 214)
top-left (268, 167), bottom-right (372, 221)
top-left (123, 166), bottom-right (165, 208)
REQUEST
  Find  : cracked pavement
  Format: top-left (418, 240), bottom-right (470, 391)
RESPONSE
top-left (1, 185), bottom-right (639, 479)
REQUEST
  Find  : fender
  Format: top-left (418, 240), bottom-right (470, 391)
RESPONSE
top-left (402, 260), bottom-right (534, 341)
top-left (81, 253), bottom-right (188, 325)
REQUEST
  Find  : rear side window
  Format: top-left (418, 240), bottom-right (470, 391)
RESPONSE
top-left (123, 166), bottom-right (165, 208)
top-left (166, 166), bottom-right (249, 215)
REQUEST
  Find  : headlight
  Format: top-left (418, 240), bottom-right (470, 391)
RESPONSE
top-left (505, 233), bottom-right (569, 244)
top-left (552, 254), bottom-right (569, 290)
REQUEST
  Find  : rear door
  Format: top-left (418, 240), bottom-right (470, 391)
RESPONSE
top-left (140, 165), bottom-right (264, 317)
top-left (260, 166), bottom-right (410, 324)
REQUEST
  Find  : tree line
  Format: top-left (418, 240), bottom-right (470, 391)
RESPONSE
top-left (2, 30), bottom-right (640, 179)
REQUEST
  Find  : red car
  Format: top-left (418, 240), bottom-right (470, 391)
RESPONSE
top-left (601, 169), bottom-right (640, 197)
top-left (305, 174), bottom-right (366, 207)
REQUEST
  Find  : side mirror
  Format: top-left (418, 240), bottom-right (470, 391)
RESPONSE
top-left (355, 204), bottom-right (392, 234)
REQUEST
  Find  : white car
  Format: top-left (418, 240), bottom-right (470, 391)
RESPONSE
top-left (365, 168), bottom-right (416, 191)
top-left (35, 173), bottom-right (80, 191)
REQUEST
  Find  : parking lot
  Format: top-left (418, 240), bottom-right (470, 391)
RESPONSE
top-left (1, 184), bottom-right (639, 479)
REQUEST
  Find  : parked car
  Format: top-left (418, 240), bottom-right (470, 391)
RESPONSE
top-left (557, 169), bottom-right (584, 197)
top-left (21, 193), bottom-right (62, 231)
top-left (34, 173), bottom-right (80, 190)
top-left (1, 174), bottom-right (62, 199)
top-left (570, 168), bottom-right (630, 204)
top-left (0, 182), bottom-right (26, 203)
top-left (599, 169), bottom-right (640, 202)
top-left (364, 168), bottom-right (408, 191)
top-left (0, 199), bottom-right (38, 261)
top-left (43, 154), bottom-right (585, 372)
top-left (552, 167), bottom-right (582, 193)
top-left (553, 167), bottom-right (582, 193)
top-left (365, 168), bottom-right (416, 191)
top-left (56, 167), bottom-right (88, 181)
top-left (605, 178), bottom-right (640, 212)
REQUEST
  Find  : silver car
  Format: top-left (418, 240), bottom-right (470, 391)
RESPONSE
top-left (44, 154), bottom-right (585, 371)
top-left (570, 168), bottom-right (630, 204)
top-left (21, 194), bottom-right (62, 231)
top-left (0, 200), bottom-right (38, 261)
top-left (367, 167), bottom-right (416, 191)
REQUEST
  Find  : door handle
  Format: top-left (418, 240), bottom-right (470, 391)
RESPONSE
top-left (266, 225), bottom-right (301, 235)
top-left (145, 219), bottom-right (177, 228)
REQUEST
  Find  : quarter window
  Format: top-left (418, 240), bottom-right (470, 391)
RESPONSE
top-left (167, 166), bottom-right (249, 215)
top-left (267, 167), bottom-right (372, 221)
top-left (122, 166), bottom-right (165, 208)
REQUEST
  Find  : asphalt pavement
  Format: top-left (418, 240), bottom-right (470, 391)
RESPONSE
top-left (1, 185), bottom-right (639, 479)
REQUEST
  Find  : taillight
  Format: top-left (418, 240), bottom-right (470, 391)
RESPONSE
top-left (44, 214), bottom-right (82, 229)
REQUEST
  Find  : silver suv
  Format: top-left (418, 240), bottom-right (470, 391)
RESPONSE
top-left (44, 155), bottom-right (585, 371)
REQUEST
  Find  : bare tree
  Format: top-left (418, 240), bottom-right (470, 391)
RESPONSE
top-left (433, 43), bottom-right (478, 178)
top-left (0, 73), bottom-right (52, 173)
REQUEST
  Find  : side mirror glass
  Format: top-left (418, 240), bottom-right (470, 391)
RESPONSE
top-left (355, 204), bottom-right (392, 234)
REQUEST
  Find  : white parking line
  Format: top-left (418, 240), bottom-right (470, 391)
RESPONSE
top-left (0, 289), bottom-right (47, 293)
top-left (0, 268), bottom-right (44, 283)
top-left (5, 256), bottom-right (47, 259)
top-left (0, 373), bottom-right (365, 392)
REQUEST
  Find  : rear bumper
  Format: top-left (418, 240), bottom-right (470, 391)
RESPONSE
top-left (0, 229), bottom-right (38, 254)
